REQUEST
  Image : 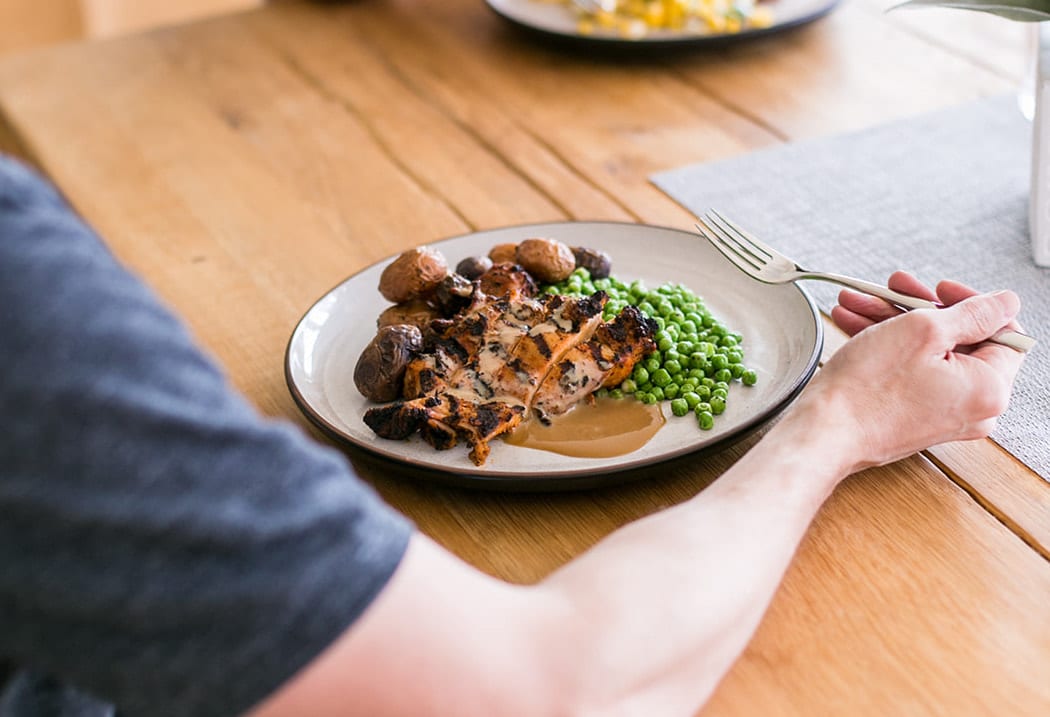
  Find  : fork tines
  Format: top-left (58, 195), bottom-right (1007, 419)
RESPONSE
top-left (695, 217), bottom-right (762, 276)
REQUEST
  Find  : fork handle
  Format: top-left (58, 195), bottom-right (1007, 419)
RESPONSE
top-left (801, 272), bottom-right (1036, 353)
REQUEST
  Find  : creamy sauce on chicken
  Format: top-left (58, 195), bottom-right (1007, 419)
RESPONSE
top-left (504, 397), bottom-right (664, 458)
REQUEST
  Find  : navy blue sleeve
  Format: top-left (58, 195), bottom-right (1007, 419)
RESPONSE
top-left (0, 156), bottom-right (413, 717)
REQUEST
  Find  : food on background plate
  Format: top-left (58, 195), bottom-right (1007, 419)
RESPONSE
top-left (535, 0), bottom-right (775, 39)
top-left (354, 237), bottom-right (756, 465)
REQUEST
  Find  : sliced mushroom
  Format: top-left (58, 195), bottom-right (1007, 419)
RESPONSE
top-left (377, 299), bottom-right (439, 331)
top-left (432, 273), bottom-right (476, 317)
top-left (378, 247), bottom-right (449, 304)
top-left (571, 246), bottom-right (612, 279)
top-left (455, 255), bottom-right (493, 280)
top-left (354, 324), bottom-right (424, 402)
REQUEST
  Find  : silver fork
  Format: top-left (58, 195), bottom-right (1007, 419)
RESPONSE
top-left (696, 209), bottom-right (1035, 353)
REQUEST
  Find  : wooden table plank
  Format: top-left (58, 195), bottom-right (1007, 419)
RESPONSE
top-left (1, 1), bottom-right (1048, 713)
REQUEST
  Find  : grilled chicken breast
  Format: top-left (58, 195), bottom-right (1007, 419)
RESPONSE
top-left (364, 264), bottom-right (657, 465)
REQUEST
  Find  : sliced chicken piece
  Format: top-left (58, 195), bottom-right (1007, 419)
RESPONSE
top-left (531, 306), bottom-right (657, 420)
top-left (364, 393), bottom-right (525, 465)
top-left (492, 292), bottom-right (608, 405)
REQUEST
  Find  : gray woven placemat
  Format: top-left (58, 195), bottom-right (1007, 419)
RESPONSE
top-left (652, 95), bottom-right (1050, 481)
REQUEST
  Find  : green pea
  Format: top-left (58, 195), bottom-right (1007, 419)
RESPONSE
top-left (657, 336), bottom-right (674, 352)
top-left (664, 359), bottom-right (682, 376)
top-left (712, 388), bottom-right (729, 400)
top-left (649, 385), bottom-right (665, 401)
top-left (710, 396), bottom-right (726, 415)
top-left (670, 398), bottom-right (689, 417)
top-left (651, 368), bottom-right (672, 387)
top-left (696, 385), bottom-right (711, 400)
top-left (726, 349), bottom-right (744, 364)
top-left (632, 366), bottom-right (650, 384)
top-left (730, 363), bottom-right (745, 379)
top-left (711, 354), bottom-right (730, 371)
top-left (620, 379), bottom-right (638, 394)
top-left (742, 369), bottom-right (758, 386)
top-left (697, 410), bottom-right (715, 430)
top-left (663, 383), bottom-right (680, 399)
top-left (639, 392), bottom-right (657, 405)
top-left (683, 391), bottom-right (701, 409)
top-left (714, 368), bottom-right (732, 383)
top-left (609, 388), bottom-right (624, 400)
top-left (645, 356), bottom-right (662, 373)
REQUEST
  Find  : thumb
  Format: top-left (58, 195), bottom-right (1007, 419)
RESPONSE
top-left (936, 290), bottom-right (1020, 347)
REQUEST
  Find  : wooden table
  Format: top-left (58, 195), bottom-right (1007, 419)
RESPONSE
top-left (2, 0), bottom-right (1049, 712)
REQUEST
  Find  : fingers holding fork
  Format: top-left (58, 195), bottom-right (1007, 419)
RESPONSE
top-left (831, 272), bottom-right (1028, 357)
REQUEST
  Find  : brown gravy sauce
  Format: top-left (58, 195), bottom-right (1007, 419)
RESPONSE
top-left (504, 397), bottom-right (665, 458)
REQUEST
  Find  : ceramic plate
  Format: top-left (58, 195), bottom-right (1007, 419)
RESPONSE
top-left (484, 0), bottom-right (839, 47)
top-left (285, 221), bottom-right (822, 487)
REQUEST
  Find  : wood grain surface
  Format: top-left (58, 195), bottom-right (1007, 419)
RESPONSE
top-left (0, 1), bottom-right (1047, 713)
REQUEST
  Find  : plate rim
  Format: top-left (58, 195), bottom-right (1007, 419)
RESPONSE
top-left (284, 220), bottom-right (824, 485)
top-left (482, 0), bottom-right (841, 48)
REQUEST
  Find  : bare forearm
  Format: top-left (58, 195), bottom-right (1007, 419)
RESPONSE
top-left (537, 394), bottom-right (854, 714)
top-left (253, 395), bottom-right (860, 717)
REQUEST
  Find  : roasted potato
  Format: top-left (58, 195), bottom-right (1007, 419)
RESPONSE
top-left (488, 243), bottom-right (518, 264)
top-left (515, 237), bottom-right (575, 283)
top-left (354, 324), bottom-right (424, 402)
top-left (378, 247), bottom-right (449, 303)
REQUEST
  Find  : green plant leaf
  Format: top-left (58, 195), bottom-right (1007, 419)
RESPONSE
top-left (892, 0), bottom-right (1050, 21)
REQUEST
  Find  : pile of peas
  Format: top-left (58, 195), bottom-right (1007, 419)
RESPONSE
top-left (545, 267), bottom-right (757, 430)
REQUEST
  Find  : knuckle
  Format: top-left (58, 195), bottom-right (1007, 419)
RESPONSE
top-left (958, 297), bottom-right (994, 333)
top-left (970, 384), bottom-right (1009, 421)
top-left (907, 310), bottom-right (942, 343)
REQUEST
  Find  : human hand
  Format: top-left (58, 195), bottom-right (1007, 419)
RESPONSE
top-left (798, 272), bottom-right (1025, 473)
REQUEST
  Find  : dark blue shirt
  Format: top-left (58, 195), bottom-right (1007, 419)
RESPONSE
top-left (0, 156), bottom-right (412, 717)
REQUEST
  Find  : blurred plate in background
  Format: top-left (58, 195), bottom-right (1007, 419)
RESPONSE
top-left (485, 0), bottom-right (839, 47)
